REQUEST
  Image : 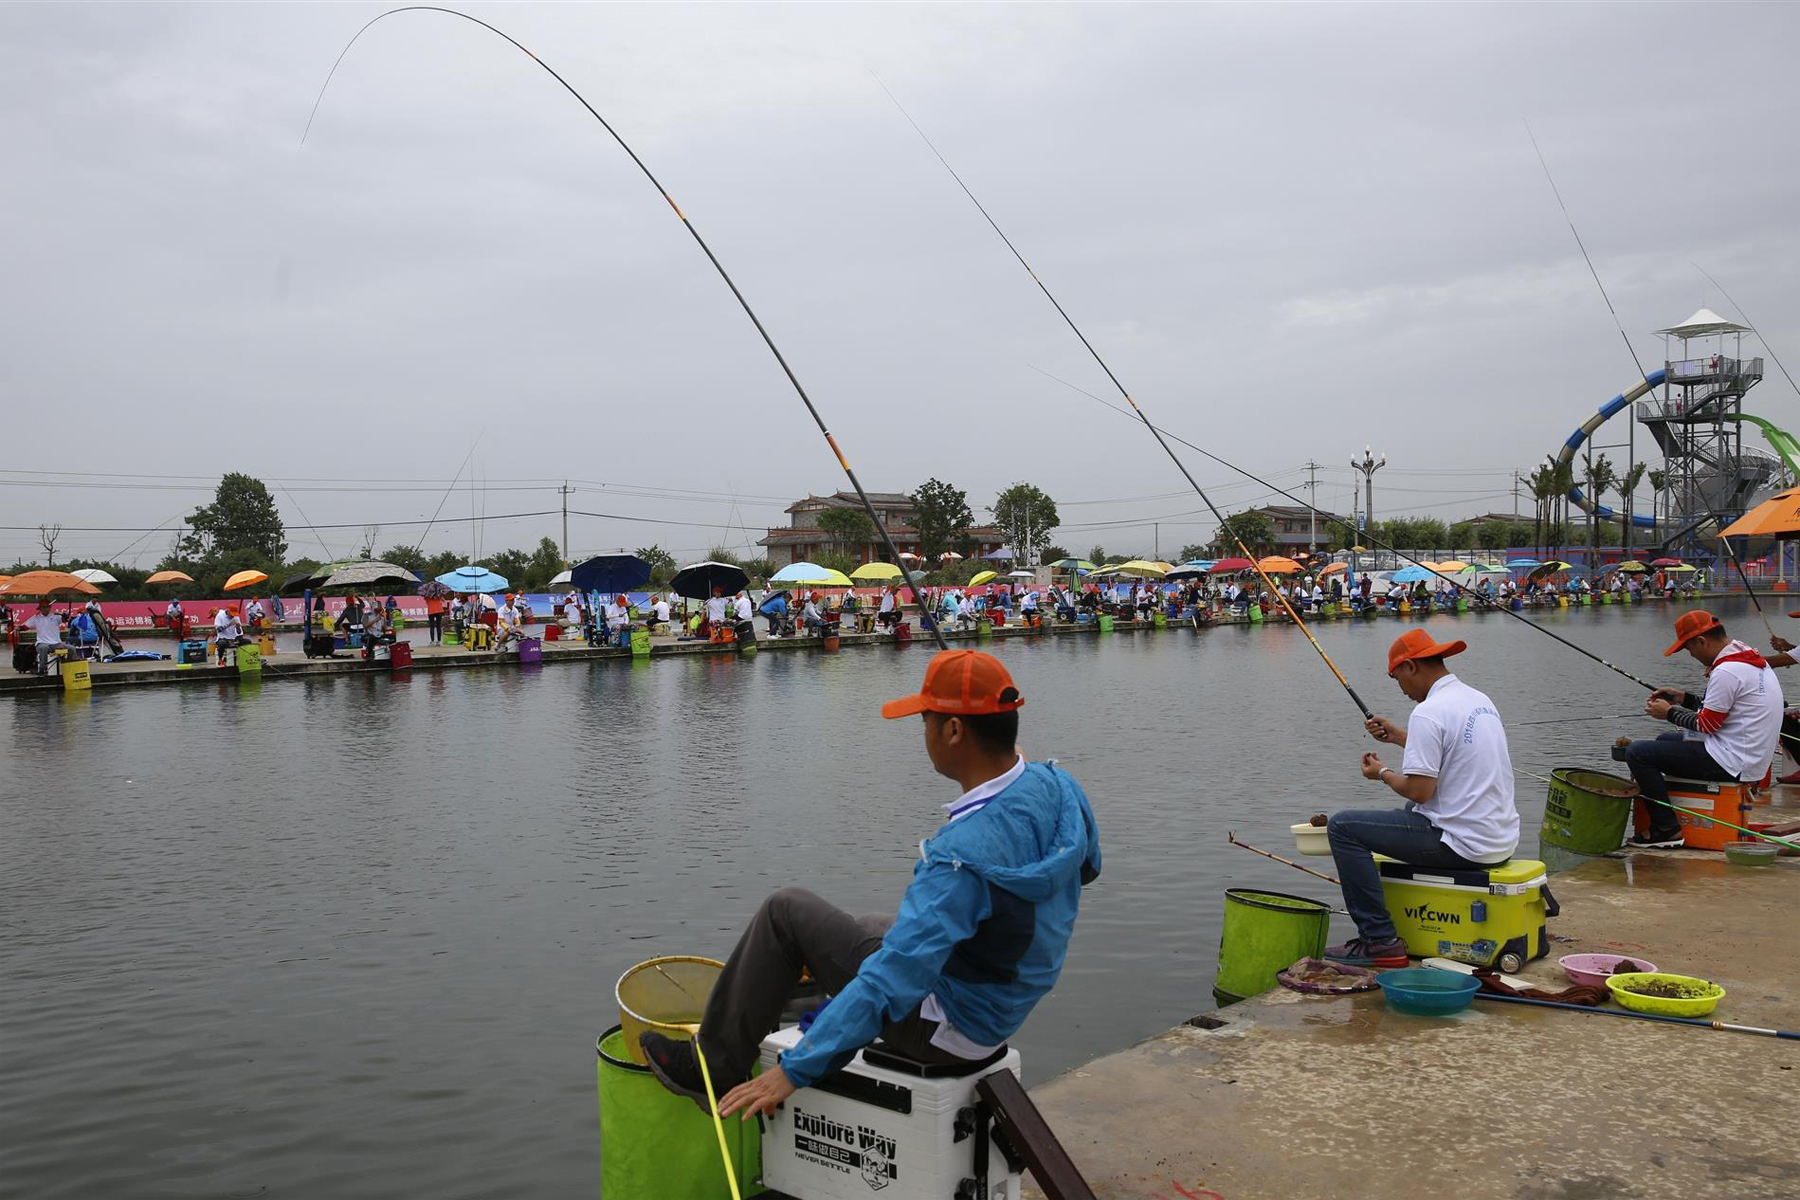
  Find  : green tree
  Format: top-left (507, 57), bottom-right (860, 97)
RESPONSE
top-left (990, 483), bottom-right (1059, 562)
top-left (1647, 468), bottom-right (1667, 531)
top-left (1177, 544), bottom-right (1212, 563)
top-left (1214, 510), bottom-right (1274, 555)
top-left (481, 548), bottom-right (532, 588)
top-left (635, 545), bottom-right (677, 585)
top-left (814, 550), bottom-right (859, 577)
top-left (425, 550), bottom-right (464, 580)
top-left (178, 472), bottom-right (286, 565)
top-left (1087, 545), bottom-right (1109, 565)
top-left (1581, 453), bottom-right (1617, 573)
top-left (817, 507), bottom-right (876, 558)
top-left (910, 479), bottom-right (973, 561)
top-left (1039, 545), bottom-right (1071, 564)
top-left (521, 537), bottom-right (563, 588)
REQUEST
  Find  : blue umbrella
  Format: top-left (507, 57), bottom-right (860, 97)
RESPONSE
top-left (436, 566), bottom-right (509, 593)
top-left (1390, 565), bottom-right (1435, 583)
top-left (570, 554), bottom-right (649, 594)
top-left (769, 561), bottom-right (833, 584)
top-left (1505, 559), bottom-right (1542, 570)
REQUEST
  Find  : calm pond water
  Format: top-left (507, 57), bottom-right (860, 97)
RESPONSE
top-left (0, 598), bottom-right (1760, 1199)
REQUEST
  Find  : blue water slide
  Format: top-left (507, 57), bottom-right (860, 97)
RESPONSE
top-left (1556, 368), bottom-right (1666, 529)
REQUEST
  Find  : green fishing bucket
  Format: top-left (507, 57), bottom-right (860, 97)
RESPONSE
top-left (630, 629), bottom-right (651, 656)
top-left (1248, 604), bottom-right (1264, 624)
top-left (596, 1026), bottom-right (761, 1200)
top-left (1154, 611), bottom-right (1167, 628)
top-left (1097, 614), bottom-right (1114, 634)
top-left (1213, 888), bottom-right (1330, 1006)
top-left (977, 617), bottom-right (994, 640)
top-left (443, 628), bottom-right (460, 645)
top-left (1542, 768), bottom-right (1638, 856)
top-left (236, 642), bottom-right (262, 674)
top-left (1456, 598), bottom-right (1469, 612)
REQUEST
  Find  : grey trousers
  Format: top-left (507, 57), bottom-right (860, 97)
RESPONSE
top-left (700, 886), bottom-right (972, 1083)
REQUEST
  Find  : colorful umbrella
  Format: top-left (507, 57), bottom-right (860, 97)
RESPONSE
top-left (320, 560), bottom-right (420, 590)
top-left (1718, 488), bottom-right (1800, 539)
top-left (1048, 558), bottom-right (1098, 572)
top-left (1319, 562), bottom-right (1348, 576)
top-left (1528, 561), bottom-right (1575, 579)
top-left (1208, 558), bottom-right (1254, 574)
top-left (0, 570), bottom-right (101, 598)
top-left (1649, 557), bottom-right (1683, 568)
top-left (1007, 569), bottom-right (1037, 579)
top-left (1432, 561), bottom-right (1470, 573)
top-left (221, 569), bottom-right (269, 592)
top-left (1256, 556), bottom-right (1303, 575)
top-left (1111, 560), bottom-right (1168, 578)
top-left (968, 570), bottom-right (998, 586)
top-left (1505, 559), bottom-right (1542, 569)
top-left (936, 552), bottom-right (963, 561)
top-left (849, 562), bottom-right (904, 581)
top-left (145, 569), bottom-right (195, 585)
top-left (1612, 560), bottom-right (1650, 573)
top-left (1663, 564), bottom-right (1698, 573)
top-left (70, 568), bottom-right (118, 585)
top-left (1390, 565), bottom-right (1435, 583)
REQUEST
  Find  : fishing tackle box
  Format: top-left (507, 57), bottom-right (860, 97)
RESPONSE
top-left (760, 1025), bottom-right (1022, 1200)
top-left (1377, 858), bottom-right (1554, 974)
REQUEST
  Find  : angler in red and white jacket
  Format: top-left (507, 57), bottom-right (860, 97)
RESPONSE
top-left (1624, 610), bottom-right (1786, 846)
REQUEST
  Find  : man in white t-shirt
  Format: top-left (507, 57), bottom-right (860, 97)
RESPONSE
top-left (648, 593), bottom-right (672, 634)
top-left (1624, 610), bottom-right (1785, 846)
top-left (1325, 629), bottom-right (1520, 967)
top-left (704, 587), bottom-right (728, 633)
top-left (26, 600), bottom-right (69, 674)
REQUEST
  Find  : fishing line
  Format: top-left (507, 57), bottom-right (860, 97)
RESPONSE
top-left (1691, 262), bottom-right (1800, 399)
top-left (875, 75), bottom-right (1371, 717)
top-left (1030, 362), bottom-right (1667, 692)
top-left (276, 479), bottom-right (337, 562)
top-left (306, 7), bottom-right (948, 649)
top-left (1524, 120), bottom-right (1778, 642)
top-left (413, 435), bottom-right (482, 554)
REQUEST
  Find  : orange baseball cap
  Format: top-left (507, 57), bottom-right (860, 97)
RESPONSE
top-left (1664, 609), bottom-right (1723, 656)
top-left (881, 650), bottom-right (1025, 719)
top-left (1387, 628), bottom-right (1467, 674)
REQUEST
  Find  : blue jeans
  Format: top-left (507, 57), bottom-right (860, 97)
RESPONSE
top-left (1624, 730), bottom-right (1732, 833)
top-left (1327, 807), bottom-right (1487, 942)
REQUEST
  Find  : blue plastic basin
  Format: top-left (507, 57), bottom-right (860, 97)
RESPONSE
top-left (1376, 967), bottom-right (1480, 1015)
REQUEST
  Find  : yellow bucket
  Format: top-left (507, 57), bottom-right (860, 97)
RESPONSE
top-left (615, 956), bottom-right (722, 1066)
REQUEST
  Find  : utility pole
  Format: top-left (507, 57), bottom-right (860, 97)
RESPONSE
top-left (1153, 522), bottom-right (1160, 561)
top-left (1350, 446), bottom-right (1386, 534)
top-left (560, 481), bottom-right (571, 564)
top-left (1513, 470), bottom-right (1521, 518)
top-left (1305, 461), bottom-right (1319, 552)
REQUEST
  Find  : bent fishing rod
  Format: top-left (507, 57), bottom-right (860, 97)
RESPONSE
top-left (1525, 120), bottom-right (1779, 645)
top-left (306, 7), bottom-right (949, 649)
top-left (873, 77), bottom-right (1373, 719)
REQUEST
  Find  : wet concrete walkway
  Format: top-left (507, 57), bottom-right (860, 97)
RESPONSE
top-left (1027, 839), bottom-right (1799, 1200)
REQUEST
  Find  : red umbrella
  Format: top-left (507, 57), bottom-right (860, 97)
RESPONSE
top-left (1208, 557), bottom-right (1254, 573)
top-left (1649, 557), bottom-right (1682, 567)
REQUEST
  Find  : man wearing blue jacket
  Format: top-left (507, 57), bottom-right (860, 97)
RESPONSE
top-left (641, 648), bottom-right (1102, 1119)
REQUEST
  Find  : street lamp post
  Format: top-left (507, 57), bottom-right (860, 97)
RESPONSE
top-left (1351, 445), bottom-right (1386, 546)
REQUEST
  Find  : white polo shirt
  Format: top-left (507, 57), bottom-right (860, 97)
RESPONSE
top-left (1694, 641), bottom-right (1785, 779)
top-left (1401, 673), bottom-right (1519, 863)
top-left (26, 611), bottom-right (64, 647)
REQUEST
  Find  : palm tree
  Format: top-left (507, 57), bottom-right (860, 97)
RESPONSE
top-left (1582, 453), bottom-right (1617, 575)
top-left (1543, 456), bottom-right (1576, 561)
top-left (1618, 462), bottom-right (1647, 560)
top-left (1647, 468), bottom-right (1667, 536)
top-left (1526, 466), bottom-right (1550, 558)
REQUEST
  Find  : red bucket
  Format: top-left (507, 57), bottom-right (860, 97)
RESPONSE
top-left (544, 623), bottom-right (561, 641)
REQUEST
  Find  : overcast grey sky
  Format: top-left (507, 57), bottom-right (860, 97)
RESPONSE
top-left (2, 2), bottom-right (1795, 568)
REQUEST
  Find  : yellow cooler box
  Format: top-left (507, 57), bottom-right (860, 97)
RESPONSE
top-left (1378, 858), bottom-right (1555, 974)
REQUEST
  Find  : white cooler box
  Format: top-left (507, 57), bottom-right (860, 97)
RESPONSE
top-left (760, 1025), bottom-right (1022, 1200)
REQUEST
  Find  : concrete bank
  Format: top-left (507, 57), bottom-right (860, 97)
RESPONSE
top-left (1026, 826), bottom-right (1800, 1200)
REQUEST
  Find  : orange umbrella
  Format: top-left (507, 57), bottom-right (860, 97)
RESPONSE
top-left (1718, 487), bottom-right (1800, 539)
top-left (0, 570), bottom-right (102, 598)
top-left (1319, 562), bottom-right (1348, 576)
top-left (146, 569), bottom-right (195, 585)
top-left (1257, 556), bottom-right (1304, 575)
top-left (223, 569), bottom-right (269, 592)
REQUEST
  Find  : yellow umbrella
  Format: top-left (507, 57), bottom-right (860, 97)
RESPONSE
top-left (968, 570), bottom-right (998, 586)
top-left (146, 569), bottom-right (196, 585)
top-left (848, 562), bottom-right (903, 581)
top-left (1151, 561), bottom-right (1175, 573)
top-left (1433, 560), bottom-right (1469, 572)
top-left (223, 569), bottom-right (270, 592)
top-left (1257, 556), bottom-right (1303, 575)
top-left (1718, 486), bottom-right (1800, 539)
top-left (1112, 560), bottom-right (1168, 577)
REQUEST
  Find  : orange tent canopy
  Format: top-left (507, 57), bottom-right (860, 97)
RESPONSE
top-left (1718, 487), bottom-right (1800, 539)
top-left (0, 570), bottom-right (102, 598)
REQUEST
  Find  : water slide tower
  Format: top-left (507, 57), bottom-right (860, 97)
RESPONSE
top-left (1638, 308), bottom-right (1778, 554)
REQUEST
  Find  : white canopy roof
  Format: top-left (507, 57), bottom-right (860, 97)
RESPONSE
top-left (1653, 307), bottom-right (1750, 338)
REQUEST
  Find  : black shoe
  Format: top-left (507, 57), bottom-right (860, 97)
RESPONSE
top-left (1629, 829), bottom-right (1684, 849)
top-left (639, 1031), bottom-right (736, 1113)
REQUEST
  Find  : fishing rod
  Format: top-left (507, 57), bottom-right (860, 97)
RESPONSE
top-left (874, 77), bottom-right (1372, 718)
top-left (1690, 262), bottom-right (1800, 399)
top-left (413, 436), bottom-right (482, 555)
top-left (306, 7), bottom-right (949, 650)
top-left (1524, 120), bottom-right (1779, 644)
top-left (1471, 991), bottom-right (1799, 1041)
top-left (1031, 362), bottom-right (1668, 692)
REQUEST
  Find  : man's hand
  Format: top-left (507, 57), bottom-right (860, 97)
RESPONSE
top-left (1645, 696), bottom-right (1673, 720)
top-left (1364, 715), bottom-right (1403, 744)
top-left (717, 1064), bottom-right (795, 1121)
top-left (1772, 635), bottom-right (1794, 653)
top-left (1361, 752), bottom-right (1387, 781)
top-left (1651, 686), bottom-right (1685, 704)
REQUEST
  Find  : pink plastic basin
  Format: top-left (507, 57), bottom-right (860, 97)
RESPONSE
top-left (1560, 953), bottom-right (1660, 989)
